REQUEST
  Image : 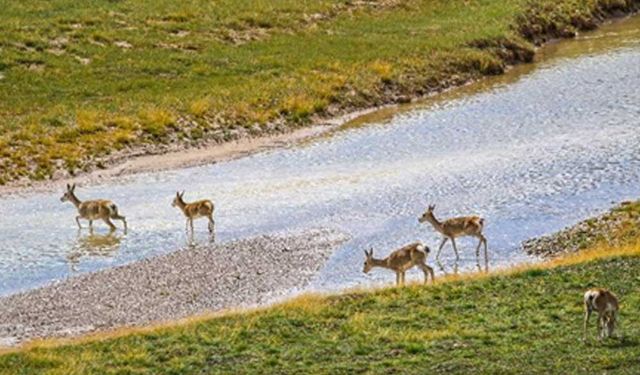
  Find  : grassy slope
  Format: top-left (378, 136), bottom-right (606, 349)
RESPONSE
top-left (1, 204), bottom-right (640, 374)
top-left (1, 0), bottom-right (637, 183)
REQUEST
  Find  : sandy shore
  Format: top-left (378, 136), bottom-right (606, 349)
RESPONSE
top-left (0, 228), bottom-right (348, 347)
top-left (0, 107), bottom-right (388, 198)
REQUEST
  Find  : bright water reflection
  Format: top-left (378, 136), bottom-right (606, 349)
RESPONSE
top-left (1, 17), bottom-right (639, 295)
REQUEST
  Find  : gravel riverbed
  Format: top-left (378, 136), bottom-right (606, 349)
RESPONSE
top-left (0, 228), bottom-right (348, 347)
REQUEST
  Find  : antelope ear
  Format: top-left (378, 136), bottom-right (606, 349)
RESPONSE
top-left (180, 191), bottom-right (185, 198)
top-left (66, 183), bottom-right (71, 190)
top-left (176, 191), bottom-right (180, 197)
top-left (71, 183), bottom-right (76, 191)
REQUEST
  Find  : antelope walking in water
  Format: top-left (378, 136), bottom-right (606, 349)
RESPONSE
top-left (171, 191), bottom-right (215, 235)
top-left (60, 183), bottom-right (127, 232)
top-left (363, 242), bottom-right (435, 286)
top-left (584, 288), bottom-right (619, 340)
top-left (418, 204), bottom-right (487, 267)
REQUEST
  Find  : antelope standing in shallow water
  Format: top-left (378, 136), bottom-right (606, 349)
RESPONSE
top-left (419, 204), bottom-right (487, 266)
top-left (363, 242), bottom-right (434, 286)
top-left (60, 183), bottom-right (127, 232)
top-left (584, 288), bottom-right (619, 340)
top-left (171, 191), bottom-right (215, 235)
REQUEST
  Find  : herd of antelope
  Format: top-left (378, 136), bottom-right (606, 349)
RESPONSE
top-left (60, 183), bottom-right (215, 236)
top-left (59, 183), bottom-right (620, 341)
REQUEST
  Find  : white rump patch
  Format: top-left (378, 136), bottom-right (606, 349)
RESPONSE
top-left (416, 244), bottom-right (425, 252)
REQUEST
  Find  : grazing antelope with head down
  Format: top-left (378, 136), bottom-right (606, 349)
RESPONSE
top-left (171, 191), bottom-right (215, 234)
top-left (60, 183), bottom-right (127, 232)
top-left (419, 204), bottom-right (487, 266)
top-left (584, 288), bottom-right (619, 340)
top-left (363, 242), bottom-right (435, 286)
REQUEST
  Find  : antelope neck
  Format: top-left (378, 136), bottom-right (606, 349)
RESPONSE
top-left (372, 258), bottom-right (389, 268)
top-left (426, 215), bottom-right (443, 230)
top-left (176, 199), bottom-right (187, 210)
top-left (69, 193), bottom-right (82, 208)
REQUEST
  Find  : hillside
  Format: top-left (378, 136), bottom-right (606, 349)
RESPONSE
top-left (1, 0), bottom-right (638, 184)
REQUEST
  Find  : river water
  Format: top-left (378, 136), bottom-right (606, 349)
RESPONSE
top-left (1, 16), bottom-right (639, 296)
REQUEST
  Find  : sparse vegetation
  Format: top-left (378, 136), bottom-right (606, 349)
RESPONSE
top-left (524, 200), bottom-right (640, 257)
top-left (1, 0), bottom-right (638, 183)
top-left (1, 201), bottom-right (640, 374)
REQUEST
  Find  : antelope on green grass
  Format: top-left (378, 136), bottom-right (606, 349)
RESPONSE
top-left (60, 183), bottom-right (127, 232)
top-left (363, 242), bottom-right (434, 286)
top-left (584, 288), bottom-right (619, 340)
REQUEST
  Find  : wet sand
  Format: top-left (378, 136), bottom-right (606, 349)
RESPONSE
top-left (0, 228), bottom-right (348, 347)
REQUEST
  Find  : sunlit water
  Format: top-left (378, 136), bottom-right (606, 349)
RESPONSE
top-left (1, 17), bottom-right (639, 296)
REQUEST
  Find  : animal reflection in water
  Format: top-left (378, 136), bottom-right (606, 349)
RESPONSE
top-left (67, 231), bottom-right (122, 271)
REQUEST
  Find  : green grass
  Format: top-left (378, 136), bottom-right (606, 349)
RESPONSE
top-left (2, 245), bottom-right (640, 374)
top-left (1, 0), bottom-right (637, 183)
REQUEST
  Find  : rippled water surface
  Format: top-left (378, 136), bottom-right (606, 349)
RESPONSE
top-left (1, 17), bottom-right (640, 295)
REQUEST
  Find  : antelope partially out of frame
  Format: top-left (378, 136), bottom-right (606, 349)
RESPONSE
top-left (171, 191), bottom-right (215, 235)
top-left (363, 242), bottom-right (435, 286)
top-left (60, 183), bottom-right (127, 232)
top-left (584, 288), bottom-right (619, 341)
top-left (419, 204), bottom-right (487, 266)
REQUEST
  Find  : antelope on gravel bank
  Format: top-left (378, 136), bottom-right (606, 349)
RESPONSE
top-left (363, 242), bottom-right (435, 286)
top-left (60, 183), bottom-right (127, 232)
top-left (419, 204), bottom-right (487, 266)
top-left (171, 191), bottom-right (215, 235)
top-left (584, 288), bottom-right (619, 340)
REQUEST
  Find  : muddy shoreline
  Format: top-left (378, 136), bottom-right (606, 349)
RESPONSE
top-left (2, 10), bottom-right (638, 197)
top-left (0, 228), bottom-right (348, 347)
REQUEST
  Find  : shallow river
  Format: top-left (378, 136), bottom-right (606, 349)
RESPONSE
top-left (1, 17), bottom-right (639, 296)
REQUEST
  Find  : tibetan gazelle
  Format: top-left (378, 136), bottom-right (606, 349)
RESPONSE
top-left (363, 242), bottom-right (435, 286)
top-left (60, 183), bottom-right (127, 232)
top-left (584, 288), bottom-right (619, 340)
top-left (419, 204), bottom-right (487, 266)
top-left (171, 191), bottom-right (215, 234)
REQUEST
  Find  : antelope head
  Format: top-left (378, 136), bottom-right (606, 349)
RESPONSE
top-left (172, 191), bottom-right (185, 208)
top-left (363, 248), bottom-right (375, 273)
top-left (60, 183), bottom-right (76, 203)
top-left (418, 204), bottom-right (436, 223)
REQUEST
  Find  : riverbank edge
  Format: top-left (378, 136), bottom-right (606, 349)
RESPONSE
top-left (0, 228), bottom-right (349, 348)
top-left (523, 200), bottom-right (640, 258)
top-left (2, 1), bottom-right (639, 194)
top-left (2, 223), bottom-right (639, 362)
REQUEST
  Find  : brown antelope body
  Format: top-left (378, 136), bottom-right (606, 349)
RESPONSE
top-left (584, 288), bottom-right (619, 340)
top-left (60, 183), bottom-right (127, 232)
top-left (363, 242), bottom-right (434, 286)
top-left (172, 191), bottom-right (215, 234)
top-left (419, 204), bottom-right (487, 265)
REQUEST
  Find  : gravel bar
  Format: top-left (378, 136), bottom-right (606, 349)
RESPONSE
top-left (0, 228), bottom-right (348, 346)
top-left (522, 201), bottom-right (639, 258)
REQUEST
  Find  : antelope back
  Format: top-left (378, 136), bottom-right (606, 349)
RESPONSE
top-left (387, 242), bottom-right (427, 269)
top-left (585, 289), bottom-right (619, 313)
top-left (443, 216), bottom-right (483, 236)
top-left (185, 200), bottom-right (214, 217)
top-left (79, 200), bottom-right (116, 218)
